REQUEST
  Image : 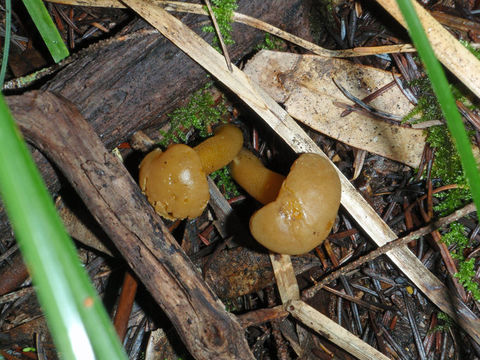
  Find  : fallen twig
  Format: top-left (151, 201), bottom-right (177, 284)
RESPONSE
top-left (203, 0), bottom-right (232, 72)
top-left (46, 0), bottom-right (415, 58)
top-left (303, 202), bottom-right (476, 299)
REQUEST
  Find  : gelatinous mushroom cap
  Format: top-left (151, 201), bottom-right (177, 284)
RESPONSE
top-left (139, 145), bottom-right (209, 220)
top-left (249, 153), bottom-right (341, 255)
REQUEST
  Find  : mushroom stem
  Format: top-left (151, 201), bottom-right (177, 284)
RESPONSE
top-left (194, 124), bottom-right (244, 174)
top-left (229, 148), bottom-right (285, 205)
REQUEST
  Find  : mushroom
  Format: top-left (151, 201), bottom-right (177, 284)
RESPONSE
top-left (229, 149), bottom-right (341, 255)
top-left (139, 124), bottom-right (243, 220)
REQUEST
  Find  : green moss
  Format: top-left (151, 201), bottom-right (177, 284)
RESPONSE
top-left (460, 39), bottom-right (480, 60)
top-left (442, 223), bottom-right (480, 300)
top-left (159, 84), bottom-right (228, 146)
top-left (255, 33), bottom-right (285, 51)
top-left (442, 222), bottom-right (469, 250)
top-left (160, 84), bottom-right (240, 199)
top-left (433, 312), bottom-right (454, 332)
top-left (407, 76), bottom-right (480, 300)
top-left (456, 258), bottom-right (480, 299)
top-left (210, 166), bottom-right (240, 200)
top-left (426, 125), bottom-right (471, 215)
top-left (405, 77), bottom-right (472, 215)
top-left (202, 0), bottom-right (238, 51)
top-left (404, 77), bottom-right (443, 123)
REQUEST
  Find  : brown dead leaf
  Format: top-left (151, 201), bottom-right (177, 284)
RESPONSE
top-left (244, 50), bottom-right (425, 168)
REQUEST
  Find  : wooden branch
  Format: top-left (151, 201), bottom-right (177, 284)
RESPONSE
top-left (118, 0), bottom-right (480, 345)
top-left (7, 91), bottom-right (254, 360)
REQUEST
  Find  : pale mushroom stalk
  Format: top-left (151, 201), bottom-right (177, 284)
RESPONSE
top-left (228, 148), bottom-right (285, 205)
top-left (139, 124), bottom-right (243, 220)
top-left (229, 148), bottom-right (341, 255)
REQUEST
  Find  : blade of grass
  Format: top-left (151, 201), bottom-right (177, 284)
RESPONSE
top-left (0, 0), bottom-right (11, 86)
top-left (396, 0), bottom-right (480, 220)
top-left (0, 95), bottom-right (126, 359)
top-left (22, 0), bottom-right (69, 62)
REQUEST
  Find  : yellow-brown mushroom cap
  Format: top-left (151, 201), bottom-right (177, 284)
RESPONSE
top-left (249, 154), bottom-right (341, 255)
top-left (138, 145), bottom-right (209, 220)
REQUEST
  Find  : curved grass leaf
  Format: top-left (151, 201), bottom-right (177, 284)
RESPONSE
top-left (0, 95), bottom-right (126, 359)
top-left (22, 0), bottom-right (69, 62)
top-left (0, 0), bottom-right (11, 86)
top-left (396, 0), bottom-right (480, 221)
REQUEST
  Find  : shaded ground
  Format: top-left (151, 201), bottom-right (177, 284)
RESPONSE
top-left (1, 1), bottom-right (480, 359)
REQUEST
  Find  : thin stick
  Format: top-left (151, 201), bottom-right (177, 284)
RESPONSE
top-left (322, 285), bottom-right (395, 313)
top-left (113, 271), bottom-right (138, 341)
top-left (236, 305), bottom-right (289, 329)
top-left (333, 77), bottom-right (404, 122)
top-left (340, 80), bottom-right (396, 117)
top-left (286, 300), bottom-right (390, 360)
top-left (302, 202), bottom-right (477, 299)
top-left (46, 0), bottom-right (415, 58)
top-left (204, 0), bottom-right (233, 72)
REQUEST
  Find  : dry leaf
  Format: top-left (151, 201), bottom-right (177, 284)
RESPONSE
top-left (244, 50), bottom-right (425, 167)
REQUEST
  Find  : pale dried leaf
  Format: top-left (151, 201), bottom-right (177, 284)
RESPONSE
top-left (244, 50), bottom-right (425, 167)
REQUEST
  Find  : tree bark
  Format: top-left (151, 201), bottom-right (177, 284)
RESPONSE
top-left (8, 91), bottom-right (255, 360)
top-left (0, 0), bottom-right (311, 246)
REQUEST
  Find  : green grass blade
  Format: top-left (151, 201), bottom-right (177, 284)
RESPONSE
top-left (0, 0), bottom-right (11, 86)
top-left (396, 0), bottom-right (480, 220)
top-left (21, 0), bottom-right (69, 62)
top-left (0, 95), bottom-right (127, 359)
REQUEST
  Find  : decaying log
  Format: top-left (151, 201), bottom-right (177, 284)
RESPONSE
top-left (0, 0), bottom-right (312, 245)
top-left (203, 247), bottom-right (321, 299)
top-left (8, 91), bottom-right (254, 360)
top-left (0, 251), bottom-right (29, 296)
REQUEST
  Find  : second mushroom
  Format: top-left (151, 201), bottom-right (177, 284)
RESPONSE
top-left (230, 148), bottom-right (341, 255)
